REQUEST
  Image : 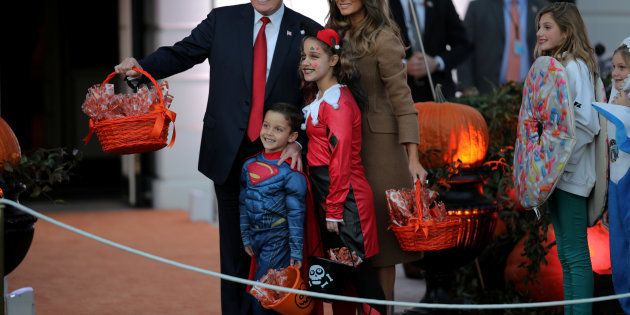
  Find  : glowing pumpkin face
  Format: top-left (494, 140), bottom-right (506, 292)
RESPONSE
top-left (0, 117), bottom-right (21, 169)
top-left (415, 102), bottom-right (490, 169)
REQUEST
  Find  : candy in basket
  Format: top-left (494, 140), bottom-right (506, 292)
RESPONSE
top-left (386, 179), bottom-right (461, 251)
top-left (82, 67), bottom-right (176, 155)
top-left (250, 266), bottom-right (313, 315)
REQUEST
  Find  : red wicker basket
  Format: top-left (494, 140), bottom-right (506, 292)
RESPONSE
top-left (83, 67), bottom-right (176, 155)
top-left (387, 180), bottom-right (461, 251)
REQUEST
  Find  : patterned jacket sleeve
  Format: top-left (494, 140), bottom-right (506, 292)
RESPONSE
top-left (322, 95), bottom-right (355, 221)
top-left (375, 29), bottom-right (419, 144)
top-left (285, 171), bottom-right (307, 261)
top-left (239, 162), bottom-right (252, 247)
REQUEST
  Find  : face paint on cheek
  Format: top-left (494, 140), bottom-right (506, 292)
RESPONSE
top-left (312, 62), bottom-right (320, 69)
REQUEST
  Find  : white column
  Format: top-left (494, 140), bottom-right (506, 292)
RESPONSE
top-left (144, 0), bottom-right (217, 218)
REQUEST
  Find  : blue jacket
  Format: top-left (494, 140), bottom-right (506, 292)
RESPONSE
top-left (239, 152), bottom-right (307, 260)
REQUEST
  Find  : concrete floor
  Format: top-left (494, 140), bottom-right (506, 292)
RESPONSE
top-left (19, 199), bottom-right (427, 313)
top-left (394, 264), bottom-right (427, 314)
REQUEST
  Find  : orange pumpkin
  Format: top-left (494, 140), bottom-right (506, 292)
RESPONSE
top-left (0, 117), bottom-right (21, 169)
top-left (504, 222), bottom-right (611, 301)
top-left (415, 102), bottom-right (489, 169)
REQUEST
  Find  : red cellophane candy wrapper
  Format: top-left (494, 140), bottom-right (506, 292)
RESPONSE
top-left (327, 247), bottom-right (363, 267)
top-left (386, 182), bottom-right (447, 227)
top-left (250, 268), bottom-right (291, 306)
top-left (81, 81), bottom-right (173, 122)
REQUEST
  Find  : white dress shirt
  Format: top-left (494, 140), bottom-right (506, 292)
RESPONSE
top-left (253, 4), bottom-right (285, 79)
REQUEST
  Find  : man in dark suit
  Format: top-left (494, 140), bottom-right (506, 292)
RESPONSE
top-left (458, 0), bottom-right (548, 95)
top-left (389, 0), bottom-right (471, 101)
top-left (115, 1), bottom-right (319, 314)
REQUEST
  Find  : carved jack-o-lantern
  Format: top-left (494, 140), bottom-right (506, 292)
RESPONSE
top-left (415, 102), bottom-right (489, 169)
top-left (0, 117), bottom-right (21, 169)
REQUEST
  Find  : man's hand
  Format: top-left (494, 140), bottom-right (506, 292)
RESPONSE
top-left (407, 52), bottom-right (437, 79)
top-left (114, 57), bottom-right (142, 78)
top-left (244, 245), bottom-right (254, 257)
top-left (326, 221), bottom-right (340, 234)
top-left (279, 142), bottom-right (303, 171)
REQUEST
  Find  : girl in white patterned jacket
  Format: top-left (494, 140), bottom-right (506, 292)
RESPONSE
top-left (534, 3), bottom-right (601, 314)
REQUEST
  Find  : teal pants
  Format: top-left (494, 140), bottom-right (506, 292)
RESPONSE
top-left (548, 189), bottom-right (593, 315)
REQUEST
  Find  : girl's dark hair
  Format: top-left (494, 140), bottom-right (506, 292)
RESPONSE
top-left (266, 102), bottom-right (303, 133)
top-left (299, 24), bottom-right (367, 111)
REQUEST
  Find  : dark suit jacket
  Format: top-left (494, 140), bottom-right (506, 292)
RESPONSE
top-left (139, 4), bottom-right (319, 185)
top-left (458, 0), bottom-right (548, 94)
top-left (389, 0), bottom-right (471, 101)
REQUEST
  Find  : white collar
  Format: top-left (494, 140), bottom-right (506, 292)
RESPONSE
top-left (253, 4), bottom-right (285, 27)
top-left (301, 84), bottom-right (343, 129)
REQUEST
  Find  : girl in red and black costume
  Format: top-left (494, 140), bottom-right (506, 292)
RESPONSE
top-left (300, 26), bottom-right (385, 314)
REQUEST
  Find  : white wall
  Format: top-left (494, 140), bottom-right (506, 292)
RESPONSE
top-left (578, 0), bottom-right (630, 60)
top-left (213, 0), bottom-right (329, 25)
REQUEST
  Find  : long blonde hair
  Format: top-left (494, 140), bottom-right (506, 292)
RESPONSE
top-left (534, 2), bottom-right (599, 81)
top-left (326, 0), bottom-right (402, 58)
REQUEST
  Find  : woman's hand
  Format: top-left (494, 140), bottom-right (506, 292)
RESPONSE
top-left (326, 221), bottom-right (340, 234)
top-left (404, 143), bottom-right (428, 181)
top-left (114, 57), bottom-right (142, 77)
top-left (279, 142), bottom-right (303, 171)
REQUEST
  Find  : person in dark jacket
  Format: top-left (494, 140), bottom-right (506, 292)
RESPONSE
top-left (114, 1), bottom-right (321, 314)
top-left (389, 0), bottom-right (471, 101)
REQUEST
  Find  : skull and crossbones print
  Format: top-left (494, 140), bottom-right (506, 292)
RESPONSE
top-left (308, 264), bottom-right (333, 288)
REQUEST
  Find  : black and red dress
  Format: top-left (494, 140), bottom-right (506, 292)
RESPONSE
top-left (304, 84), bottom-right (379, 259)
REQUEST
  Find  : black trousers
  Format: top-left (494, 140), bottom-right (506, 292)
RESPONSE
top-left (214, 138), bottom-right (262, 315)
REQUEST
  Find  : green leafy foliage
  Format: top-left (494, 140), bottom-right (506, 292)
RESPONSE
top-left (0, 148), bottom-right (82, 200)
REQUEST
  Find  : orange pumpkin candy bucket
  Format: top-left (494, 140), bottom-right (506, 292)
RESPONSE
top-left (250, 266), bottom-right (314, 315)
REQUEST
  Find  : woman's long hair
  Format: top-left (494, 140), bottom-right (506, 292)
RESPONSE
top-left (534, 2), bottom-right (599, 81)
top-left (299, 30), bottom-right (367, 110)
top-left (325, 0), bottom-right (402, 58)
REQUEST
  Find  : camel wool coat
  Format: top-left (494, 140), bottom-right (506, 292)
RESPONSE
top-left (355, 28), bottom-right (423, 267)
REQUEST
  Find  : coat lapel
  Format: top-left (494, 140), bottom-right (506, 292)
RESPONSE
top-left (265, 8), bottom-right (297, 101)
top-left (239, 5), bottom-right (255, 95)
top-left (422, 0), bottom-right (434, 42)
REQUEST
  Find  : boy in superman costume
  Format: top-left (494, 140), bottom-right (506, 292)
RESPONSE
top-left (239, 103), bottom-right (308, 314)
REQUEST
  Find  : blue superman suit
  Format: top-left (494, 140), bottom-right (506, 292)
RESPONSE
top-left (240, 152), bottom-right (307, 281)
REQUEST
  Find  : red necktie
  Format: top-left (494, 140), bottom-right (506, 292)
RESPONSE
top-left (247, 17), bottom-right (270, 142)
top-left (506, 0), bottom-right (521, 82)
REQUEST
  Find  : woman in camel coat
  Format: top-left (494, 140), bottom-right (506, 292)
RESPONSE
top-left (327, 0), bottom-right (428, 306)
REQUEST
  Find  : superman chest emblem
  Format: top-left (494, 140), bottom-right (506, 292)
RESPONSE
top-left (247, 161), bottom-right (279, 185)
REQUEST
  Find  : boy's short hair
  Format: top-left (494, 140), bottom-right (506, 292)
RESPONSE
top-left (266, 103), bottom-right (303, 133)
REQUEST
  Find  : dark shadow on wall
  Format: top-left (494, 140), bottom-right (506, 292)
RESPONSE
top-left (0, 0), bottom-right (125, 201)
